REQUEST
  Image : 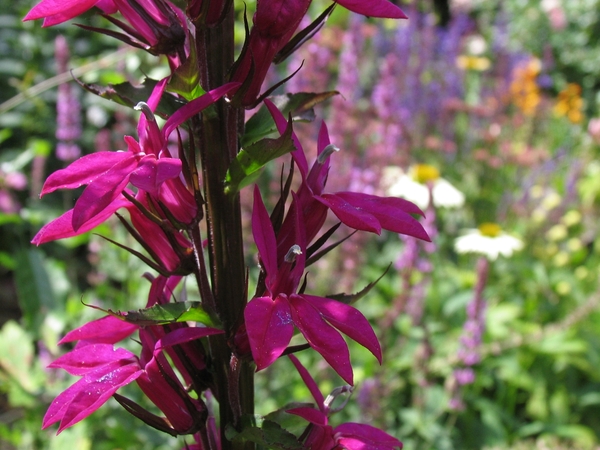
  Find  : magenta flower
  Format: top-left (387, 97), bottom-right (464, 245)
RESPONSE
top-left (23, 0), bottom-right (116, 27)
top-left (244, 186), bottom-right (381, 385)
top-left (264, 99), bottom-right (429, 262)
top-left (230, 0), bottom-right (406, 106)
top-left (286, 354), bottom-right (403, 449)
top-left (44, 288), bottom-right (223, 434)
top-left (33, 80), bottom-right (239, 242)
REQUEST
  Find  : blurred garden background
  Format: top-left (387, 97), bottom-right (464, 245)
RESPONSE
top-left (2, 0), bottom-right (600, 448)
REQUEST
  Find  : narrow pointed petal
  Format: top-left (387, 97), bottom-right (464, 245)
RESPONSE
top-left (286, 407), bottom-right (328, 426)
top-left (301, 294), bottom-right (381, 363)
top-left (31, 196), bottom-right (130, 244)
top-left (264, 99), bottom-right (308, 177)
top-left (129, 156), bottom-right (182, 194)
top-left (40, 151), bottom-right (131, 197)
top-left (252, 185), bottom-right (278, 279)
top-left (48, 344), bottom-right (137, 376)
top-left (136, 356), bottom-right (198, 433)
top-left (244, 295), bottom-right (293, 370)
top-left (336, 0), bottom-right (407, 19)
top-left (335, 423), bottom-right (403, 449)
top-left (333, 192), bottom-right (430, 241)
top-left (155, 326), bottom-right (224, 351)
top-left (288, 354), bottom-right (325, 408)
top-left (162, 82), bottom-right (241, 139)
top-left (59, 316), bottom-right (138, 345)
top-left (43, 360), bottom-right (142, 433)
top-left (71, 155), bottom-right (138, 231)
top-left (24, 0), bottom-right (99, 24)
top-left (316, 194), bottom-right (381, 234)
top-left (289, 294), bottom-right (353, 384)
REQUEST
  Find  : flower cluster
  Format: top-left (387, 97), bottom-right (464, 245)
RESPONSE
top-left (24, 0), bottom-right (422, 448)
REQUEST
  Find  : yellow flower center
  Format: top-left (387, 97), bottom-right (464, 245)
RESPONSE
top-left (412, 164), bottom-right (440, 184)
top-left (478, 222), bottom-right (502, 237)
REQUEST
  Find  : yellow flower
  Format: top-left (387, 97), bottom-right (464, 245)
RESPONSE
top-left (456, 55), bottom-right (491, 72)
top-left (509, 58), bottom-right (541, 115)
top-left (554, 83), bottom-right (584, 124)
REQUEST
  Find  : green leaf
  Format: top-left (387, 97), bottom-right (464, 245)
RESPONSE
top-left (168, 39), bottom-right (205, 101)
top-left (14, 248), bottom-right (55, 331)
top-left (225, 118), bottom-right (296, 195)
top-left (105, 301), bottom-right (221, 328)
top-left (77, 77), bottom-right (186, 119)
top-left (242, 91), bottom-right (338, 147)
top-left (225, 415), bottom-right (303, 450)
top-left (0, 321), bottom-right (42, 396)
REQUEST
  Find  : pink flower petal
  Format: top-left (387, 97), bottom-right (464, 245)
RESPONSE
top-left (162, 82), bottom-right (241, 139)
top-left (129, 156), bottom-right (182, 194)
top-left (244, 295), bottom-right (293, 370)
top-left (252, 186), bottom-right (278, 282)
top-left (289, 294), bottom-right (353, 384)
top-left (40, 152), bottom-right (131, 197)
top-left (286, 407), bottom-right (328, 426)
top-left (31, 196), bottom-right (130, 244)
top-left (264, 99), bottom-right (308, 178)
top-left (43, 360), bottom-right (142, 433)
top-left (301, 294), bottom-right (382, 363)
top-left (335, 423), bottom-right (403, 449)
top-left (336, 0), bottom-right (407, 19)
top-left (287, 354), bottom-right (325, 409)
top-left (71, 155), bottom-right (138, 231)
top-left (333, 191), bottom-right (429, 241)
top-left (155, 326), bottom-right (224, 352)
top-left (316, 194), bottom-right (381, 234)
top-left (48, 344), bottom-right (137, 376)
top-left (24, 0), bottom-right (99, 25)
top-left (59, 316), bottom-right (138, 345)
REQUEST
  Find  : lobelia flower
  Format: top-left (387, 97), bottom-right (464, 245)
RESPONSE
top-left (230, 0), bottom-right (406, 106)
top-left (286, 355), bottom-right (403, 449)
top-left (44, 276), bottom-right (222, 434)
top-left (24, 0), bottom-right (186, 46)
top-left (244, 186), bottom-right (381, 385)
top-left (264, 99), bottom-right (429, 263)
top-left (32, 80), bottom-right (239, 243)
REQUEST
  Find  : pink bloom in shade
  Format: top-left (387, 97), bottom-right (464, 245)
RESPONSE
top-left (43, 307), bottom-right (223, 434)
top-left (286, 355), bottom-right (403, 450)
top-left (264, 100), bottom-right (429, 262)
top-left (35, 80), bottom-right (239, 239)
top-left (244, 186), bottom-right (381, 385)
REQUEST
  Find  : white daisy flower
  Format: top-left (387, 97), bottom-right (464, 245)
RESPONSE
top-left (382, 164), bottom-right (465, 210)
top-left (455, 223), bottom-right (524, 260)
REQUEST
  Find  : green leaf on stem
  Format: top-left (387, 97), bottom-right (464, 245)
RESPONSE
top-left (103, 301), bottom-right (221, 328)
top-left (77, 77), bottom-right (186, 119)
top-left (242, 91), bottom-right (338, 147)
top-left (225, 118), bottom-right (296, 195)
top-left (225, 414), bottom-right (303, 449)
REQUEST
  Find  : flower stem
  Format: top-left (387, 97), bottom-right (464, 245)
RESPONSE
top-left (194, 10), bottom-right (254, 450)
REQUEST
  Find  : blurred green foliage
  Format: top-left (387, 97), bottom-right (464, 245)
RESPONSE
top-left (1, 0), bottom-right (600, 449)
